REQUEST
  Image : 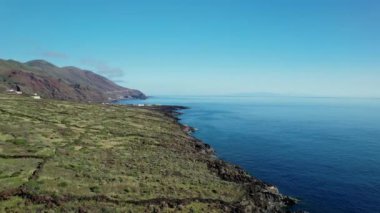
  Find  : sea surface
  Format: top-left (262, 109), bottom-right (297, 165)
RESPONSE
top-left (118, 96), bottom-right (380, 213)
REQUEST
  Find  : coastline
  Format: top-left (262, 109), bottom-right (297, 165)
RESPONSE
top-left (147, 105), bottom-right (298, 212)
top-left (0, 94), bottom-right (297, 212)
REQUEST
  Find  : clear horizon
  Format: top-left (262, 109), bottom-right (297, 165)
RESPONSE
top-left (1, 0), bottom-right (379, 97)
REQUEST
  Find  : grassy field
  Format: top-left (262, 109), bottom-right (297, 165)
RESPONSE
top-left (0, 94), bottom-right (293, 212)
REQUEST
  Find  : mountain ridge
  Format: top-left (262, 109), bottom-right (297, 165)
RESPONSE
top-left (0, 58), bottom-right (146, 102)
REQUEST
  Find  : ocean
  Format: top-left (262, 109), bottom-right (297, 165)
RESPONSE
top-left (117, 96), bottom-right (380, 213)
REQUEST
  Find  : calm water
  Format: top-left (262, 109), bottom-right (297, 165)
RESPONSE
top-left (118, 96), bottom-right (380, 213)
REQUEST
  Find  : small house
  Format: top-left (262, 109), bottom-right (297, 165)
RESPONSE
top-left (7, 85), bottom-right (22, 94)
top-left (32, 93), bottom-right (41, 99)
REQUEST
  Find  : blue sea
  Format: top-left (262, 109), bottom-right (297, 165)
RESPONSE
top-left (118, 96), bottom-right (380, 213)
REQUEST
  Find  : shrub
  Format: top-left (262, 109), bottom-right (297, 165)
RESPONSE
top-left (58, 182), bottom-right (68, 187)
top-left (8, 138), bottom-right (27, 145)
top-left (90, 186), bottom-right (100, 193)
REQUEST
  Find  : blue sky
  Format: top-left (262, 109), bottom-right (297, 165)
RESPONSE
top-left (0, 0), bottom-right (379, 97)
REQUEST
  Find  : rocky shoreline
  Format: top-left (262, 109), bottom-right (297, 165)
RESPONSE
top-left (0, 95), bottom-right (299, 212)
top-left (148, 105), bottom-right (298, 212)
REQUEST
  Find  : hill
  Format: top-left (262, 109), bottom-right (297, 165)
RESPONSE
top-left (0, 59), bottom-right (146, 102)
top-left (0, 94), bottom-right (295, 212)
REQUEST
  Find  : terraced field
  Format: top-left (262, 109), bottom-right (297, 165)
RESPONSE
top-left (0, 94), bottom-right (293, 212)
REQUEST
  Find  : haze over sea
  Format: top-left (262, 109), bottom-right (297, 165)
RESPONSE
top-left (119, 96), bottom-right (380, 213)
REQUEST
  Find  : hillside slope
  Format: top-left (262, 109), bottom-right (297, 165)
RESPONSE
top-left (0, 94), bottom-right (295, 212)
top-left (0, 59), bottom-right (146, 102)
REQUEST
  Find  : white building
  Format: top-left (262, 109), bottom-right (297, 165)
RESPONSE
top-left (32, 93), bottom-right (41, 99)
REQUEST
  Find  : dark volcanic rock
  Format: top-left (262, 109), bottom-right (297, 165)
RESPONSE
top-left (207, 159), bottom-right (253, 183)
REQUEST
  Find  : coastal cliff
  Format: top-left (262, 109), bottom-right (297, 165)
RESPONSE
top-left (0, 94), bottom-right (295, 212)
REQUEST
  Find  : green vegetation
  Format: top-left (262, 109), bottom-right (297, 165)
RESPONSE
top-left (0, 94), bottom-right (292, 212)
